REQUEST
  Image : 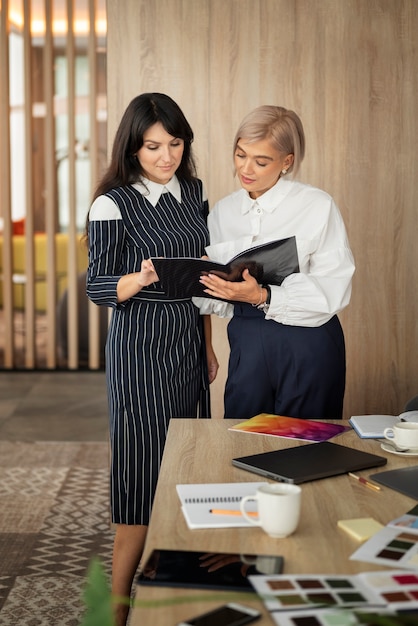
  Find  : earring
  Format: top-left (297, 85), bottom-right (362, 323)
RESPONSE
top-left (281, 169), bottom-right (287, 175)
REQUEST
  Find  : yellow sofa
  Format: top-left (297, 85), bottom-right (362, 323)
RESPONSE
top-left (0, 233), bottom-right (88, 312)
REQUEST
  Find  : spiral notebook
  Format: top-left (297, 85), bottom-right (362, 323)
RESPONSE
top-left (176, 481), bottom-right (268, 529)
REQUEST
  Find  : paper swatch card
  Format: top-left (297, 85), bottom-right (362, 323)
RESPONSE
top-left (350, 526), bottom-right (418, 570)
top-left (229, 413), bottom-right (348, 442)
top-left (387, 504), bottom-right (418, 534)
top-left (269, 607), bottom-right (400, 626)
top-left (249, 570), bottom-right (418, 623)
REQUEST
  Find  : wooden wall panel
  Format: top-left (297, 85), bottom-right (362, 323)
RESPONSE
top-left (107, 0), bottom-right (418, 419)
top-left (107, 0), bottom-right (210, 175)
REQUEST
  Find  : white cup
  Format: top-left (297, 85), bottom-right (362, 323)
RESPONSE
top-left (383, 421), bottom-right (418, 450)
top-left (240, 483), bottom-right (301, 538)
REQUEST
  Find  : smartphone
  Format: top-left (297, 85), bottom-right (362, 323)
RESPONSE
top-left (177, 602), bottom-right (261, 626)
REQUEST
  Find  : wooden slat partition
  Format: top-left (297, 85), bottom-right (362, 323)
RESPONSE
top-left (44, 0), bottom-right (58, 369)
top-left (87, 0), bottom-right (102, 370)
top-left (0, 0), bottom-right (106, 370)
top-left (65, 0), bottom-right (79, 370)
top-left (22, 0), bottom-right (36, 368)
top-left (0, 0), bottom-right (14, 368)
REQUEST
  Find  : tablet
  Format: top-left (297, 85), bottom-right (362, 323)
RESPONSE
top-left (232, 441), bottom-right (387, 484)
top-left (369, 465), bottom-right (418, 500)
top-left (137, 549), bottom-right (284, 591)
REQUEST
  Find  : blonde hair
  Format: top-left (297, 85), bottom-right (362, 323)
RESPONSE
top-left (233, 105), bottom-right (305, 177)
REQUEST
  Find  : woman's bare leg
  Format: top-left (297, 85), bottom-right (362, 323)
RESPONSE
top-left (112, 524), bottom-right (148, 626)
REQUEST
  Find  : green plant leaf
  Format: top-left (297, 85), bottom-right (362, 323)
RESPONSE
top-left (79, 557), bottom-right (114, 626)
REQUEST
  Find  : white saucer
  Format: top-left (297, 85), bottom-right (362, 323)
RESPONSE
top-left (381, 442), bottom-right (418, 457)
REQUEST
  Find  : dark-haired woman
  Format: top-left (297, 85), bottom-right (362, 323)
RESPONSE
top-left (86, 93), bottom-right (218, 626)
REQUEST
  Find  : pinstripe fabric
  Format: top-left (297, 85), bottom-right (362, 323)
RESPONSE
top-left (87, 179), bottom-right (211, 525)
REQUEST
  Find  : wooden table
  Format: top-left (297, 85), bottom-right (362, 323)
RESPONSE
top-left (130, 419), bottom-right (418, 625)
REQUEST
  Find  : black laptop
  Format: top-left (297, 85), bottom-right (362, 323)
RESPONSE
top-left (232, 441), bottom-right (387, 484)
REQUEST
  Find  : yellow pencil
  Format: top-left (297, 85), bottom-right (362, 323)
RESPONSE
top-left (209, 509), bottom-right (258, 517)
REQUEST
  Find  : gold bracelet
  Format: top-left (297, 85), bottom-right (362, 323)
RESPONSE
top-left (251, 285), bottom-right (265, 307)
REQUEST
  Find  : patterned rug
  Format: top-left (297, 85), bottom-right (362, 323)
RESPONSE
top-left (0, 441), bottom-right (113, 625)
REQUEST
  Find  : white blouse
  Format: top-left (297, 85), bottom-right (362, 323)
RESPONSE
top-left (195, 176), bottom-right (355, 328)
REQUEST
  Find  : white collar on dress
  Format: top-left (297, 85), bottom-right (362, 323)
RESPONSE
top-left (132, 175), bottom-right (182, 207)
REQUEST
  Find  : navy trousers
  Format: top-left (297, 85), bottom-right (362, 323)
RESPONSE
top-left (224, 305), bottom-right (346, 420)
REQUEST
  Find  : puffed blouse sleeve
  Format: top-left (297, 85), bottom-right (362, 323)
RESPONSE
top-left (86, 195), bottom-right (127, 309)
top-left (265, 197), bottom-right (355, 327)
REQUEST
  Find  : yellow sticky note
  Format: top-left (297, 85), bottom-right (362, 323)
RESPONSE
top-left (337, 517), bottom-right (384, 542)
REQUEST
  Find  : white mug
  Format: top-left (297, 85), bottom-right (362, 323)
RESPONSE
top-left (240, 483), bottom-right (301, 538)
top-left (383, 421), bottom-right (418, 450)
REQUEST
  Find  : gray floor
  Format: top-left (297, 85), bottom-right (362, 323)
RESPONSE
top-left (0, 371), bottom-right (109, 441)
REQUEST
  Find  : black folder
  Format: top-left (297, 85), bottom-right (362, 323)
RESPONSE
top-left (151, 236), bottom-right (299, 299)
top-left (232, 441), bottom-right (387, 484)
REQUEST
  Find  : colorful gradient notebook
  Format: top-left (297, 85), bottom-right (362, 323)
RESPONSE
top-left (229, 413), bottom-right (349, 442)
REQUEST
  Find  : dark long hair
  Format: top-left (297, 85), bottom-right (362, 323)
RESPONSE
top-left (94, 93), bottom-right (197, 199)
top-left (84, 93), bottom-right (197, 240)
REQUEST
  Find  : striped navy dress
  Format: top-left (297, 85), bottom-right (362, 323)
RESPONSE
top-left (86, 177), bottom-right (211, 525)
